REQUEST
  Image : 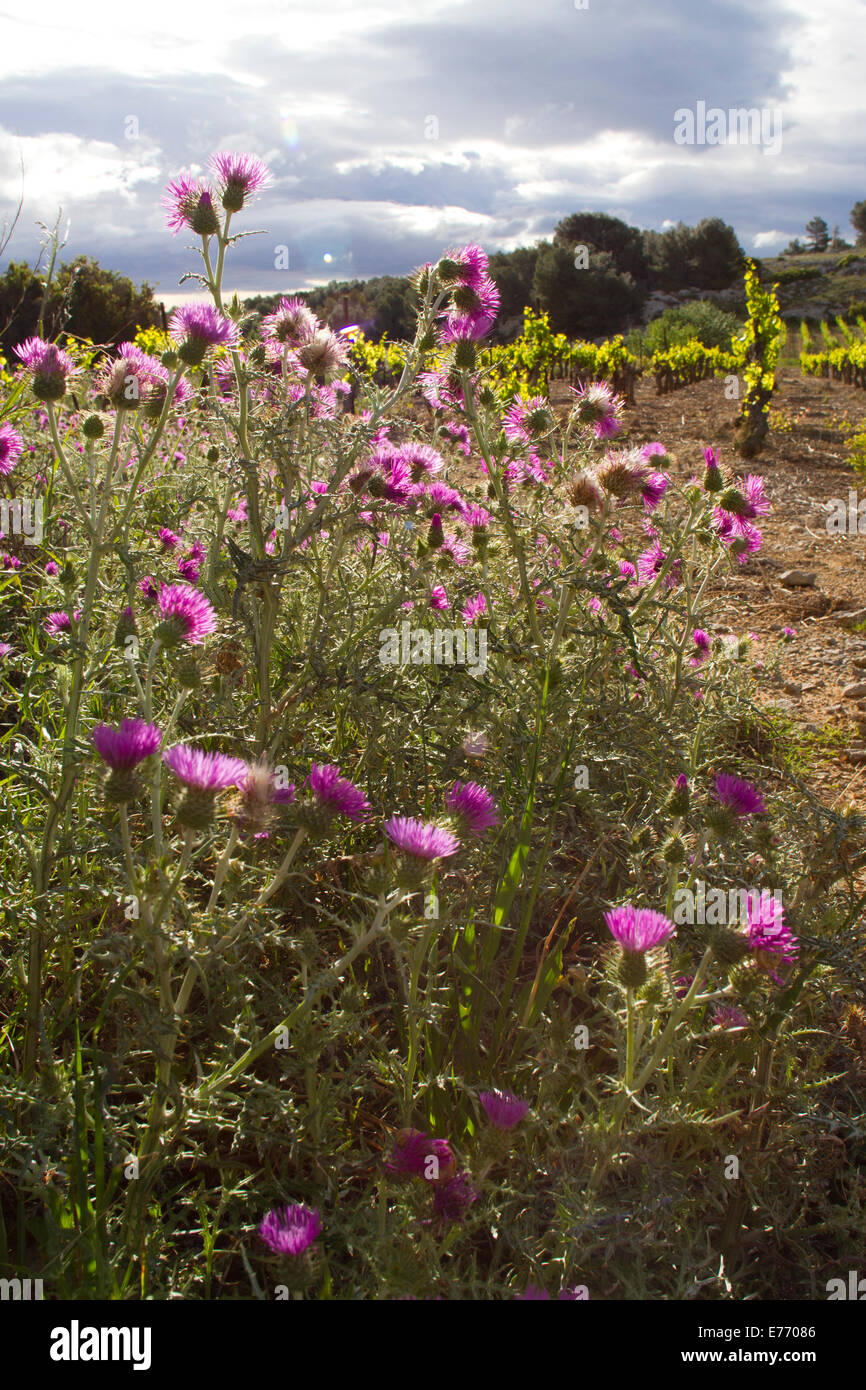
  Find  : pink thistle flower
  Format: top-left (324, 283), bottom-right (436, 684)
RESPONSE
top-left (445, 780), bottom-right (499, 837)
top-left (384, 815), bottom-right (460, 861)
top-left (169, 305), bottom-right (239, 365)
top-left (99, 343), bottom-right (162, 409)
top-left (641, 472), bottom-right (669, 512)
top-left (0, 422), bottom-right (24, 476)
top-left (209, 151), bottom-right (271, 212)
top-left (138, 576), bottom-right (158, 602)
top-left (307, 762), bottom-right (370, 822)
top-left (93, 719), bottom-right (162, 770)
top-left (44, 610), bottom-right (80, 635)
top-left (461, 592), bottom-right (487, 624)
top-left (159, 528), bottom-right (181, 551)
top-left (295, 328), bottom-right (349, 381)
top-left (426, 481), bottom-right (464, 512)
top-left (439, 244), bottom-right (490, 289)
top-left (712, 773), bottom-right (766, 817)
top-left (502, 395), bottom-right (552, 444)
top-left (384, 1129), bottom-right (455, 1181)
top-left (261, 296), bottom-right (319, 347)
top-left (604, 904), bottom-right (675, 953)
top-left (162, 174), bottom-right (220, 236)
top-left (712, 1004), bottom-right (749, 1029)
top-left (258, 1204), bottom-right (321, 1257)
top-left (155, 583), bottom-right (217, 646)
top-left (177, 557), bottom-right (200, 582)
top-left (429, 585), bottom-right (449, 611)
top-left (162, 744), bottom-right (247, 791)
top-left (15, 337), bottom-right (77, 401)
top-left (718, 474), bottom-right (770, 522)
top-left (637, 541), bottom-right (682, 588)
top-left (229, 761), bottom-right (296, 834)
top-left (432, 1170), bottom-right (478, 1224)
top-left (44, 561), bottom-right (59, 576)
top-left (570, 381), bottom-right (623, 439)
top-left (478, 1088), bottom-right (529, 1130)
top-left (641, 441), bottom-right (670, 466)
top-left (400, 441), bottom-right (445, 481)
top-left (745, 894), bottom-right (798, 964)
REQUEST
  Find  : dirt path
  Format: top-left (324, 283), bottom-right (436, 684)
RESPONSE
top-left (616, 367), bottom-right (866, 807)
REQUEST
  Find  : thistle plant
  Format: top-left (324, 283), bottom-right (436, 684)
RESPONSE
top-left (2, 152), bottom-right (863, 1302)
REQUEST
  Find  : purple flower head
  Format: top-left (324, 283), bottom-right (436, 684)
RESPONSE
top-left (162, 174), bottom-right (220, 236)
top-left (712, 1004), bottom-right (750, 1029)
top-left (444, 780), bottom-right (499, 837)
top-left (604, 904), bottom-right (675, 954)
top-left (177, 557), bottom-right (200, 582)
top-left (570, 380), bottom-right (623, 438)
top-left (385, 815), bottom-right (460, 861)
top-left (155, 583), bottom-right (217, 647)
top-left (0, 422), bottom-right (24, 476)
top-left (258, 1204), bottom-right (321, 1257)
top-left (641, 441), bottom-right (670, 466)
top-left (229, 761), bottom-right (296, 834)
top-left (429, 584), bottom-right (449, 611)
top-left (262, 296), bottom-right (319, 346)
top-left (99, 343), bottom-right (162, 409)
top-left (15, 337), bottom-right (77, 401)
top-left (209, 151), bottom-right (272, 212)
top-left (93, 719), bottom-right (162, 770)
top-left (400, 441), bottom-right (445, 481)
top-left (44, 560), bottom-right (59, 577)
top-left (44, 610), bottom-right (80, 636)
top-left (502, 395), bottom-right (553, 444)
top-left (163, 744), bottom-right (248, 792)
top-left (712, 773), bottom-right (766, 817)
top-left (432, 1170), bottom-right (479, 1224)
top-left (782, 626), bottom-right (796, 640)
top-left (718, 475), bottom-right (770, 522)
top-left (307, 762), bottom-right (370, 822)
top-left (158, 527), bottom-right (181, 551)
top-left (440, 275), bottom-right (500, 342)
top-left (295, 328), bottom-right (349, 381)
top-left (462, 592), bottom-right (487, 624)
top-left (637, 541), bottom-right (682, 589)
top-left (479, 1088), bottom-right (529, 1130)
top-left (169, 304), bottom-right (239, 365)
top-left (384, 1129), bottom-right (456, 1181)
top-left (0, 642), bottom-right (13, 659)
top-left (641, 471), bottom-right (669, 512)
top-left (745, 893), bottom-right (798, 965)
top-left (439, 243), bottom-right (490, 290)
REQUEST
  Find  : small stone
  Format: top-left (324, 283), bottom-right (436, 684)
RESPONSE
top-left (841, 682), bottom-right (866, 699)
top-left (779, 570), bottom-right (817, 588)
top-left (852, 655), bottom-right (866, 669)
top-left (836, 609), bottom-right (866, 629)
top-left (783, 682), bottom-right (802, 696)
top-left (846, 750), bottom-right (866, 764)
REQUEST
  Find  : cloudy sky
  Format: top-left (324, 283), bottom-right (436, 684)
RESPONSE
top-left (1, 0), bottom-right (865, 302)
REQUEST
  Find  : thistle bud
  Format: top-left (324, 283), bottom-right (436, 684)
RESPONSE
top-left (453, 338), bottom-right (477, 371)
top-left (709, 926), bottom-right (750, 968)
top-left (82, 413), bottom-right (106, 439)
top-left (617, 949), bottom-right (648, 990)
